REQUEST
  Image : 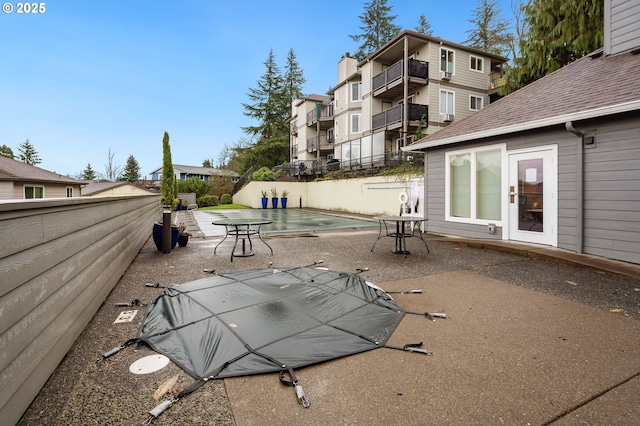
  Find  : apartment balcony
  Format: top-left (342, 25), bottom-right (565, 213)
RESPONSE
top-left (307, 134), bottom-right (334, 153)
top-left (306, 104), bottom-right (334, 129)
top-left (489, 71), bottom-right (507, 92)
top-left (372, 58), bottom-right (429, 101)
top-left (290, 120), bottom-right (298, 136)
top-left (372, 103), bottom-right (429, 131)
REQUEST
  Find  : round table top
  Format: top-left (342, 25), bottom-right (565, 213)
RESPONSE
top-left (212, 218), bottom-right (273, 226)
top-left (373, 215), bottom-right (427, 222)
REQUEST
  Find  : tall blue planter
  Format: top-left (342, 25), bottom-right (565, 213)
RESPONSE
top-left (261, 198), bottom-right (268, 209)
top-left (152, 222), bottom-right (179, 251)
top-left (271, 198), bottom-right (278, 209)
top-left (280, 198), bottom-right (287, 209)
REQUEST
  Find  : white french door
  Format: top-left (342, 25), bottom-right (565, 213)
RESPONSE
top-left (507, 147), bottom-right (557, 246)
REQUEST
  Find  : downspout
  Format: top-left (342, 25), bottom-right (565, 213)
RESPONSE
top-left (565, 121), bottom-right (584, 253)
top-left (402, 36), bottom-right (409, 158)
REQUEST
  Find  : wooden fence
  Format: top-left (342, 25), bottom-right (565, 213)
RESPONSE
top-left (0, 195), bottom-right (160, 424)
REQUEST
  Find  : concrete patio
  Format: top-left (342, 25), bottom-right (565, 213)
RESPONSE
top-left (18, 210), bottom-right (640, 425)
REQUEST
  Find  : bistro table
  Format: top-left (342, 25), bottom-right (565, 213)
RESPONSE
top-left (371, 215), bottom-right (429, 257)
top-left (212, 218), bottom-right (274, 262)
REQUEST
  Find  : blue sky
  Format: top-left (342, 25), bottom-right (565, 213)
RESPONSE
top-left (0, 0), bottom-right (516, 179)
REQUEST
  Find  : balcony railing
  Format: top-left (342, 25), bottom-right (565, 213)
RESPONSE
top-left (372, 58), bottom-right (429, 93)
top-left (372, 103), bottom-right (429, 130)
top-left (306, 104), bottom-right (334, 126)
top-left (307, 135), bottom-right (334, 153)
top-left (490, 72), bottom-right (507, 90)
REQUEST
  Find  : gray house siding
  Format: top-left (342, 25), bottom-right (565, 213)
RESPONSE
top-left (606, 0), bottom-right (640, 55)
top-left (423, 114), bottom-right (639, 264)
top-left (581, 114), bottom-right (640, 263)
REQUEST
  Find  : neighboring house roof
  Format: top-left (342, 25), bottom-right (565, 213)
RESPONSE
top-left (406, 48), bottom-right (640, 150)
top-left (149, 164), bottom-right (240, 178)
top-left (82, 181), bottom-right (155, 196)
top-left (0, 155), bottom-right (81, 184)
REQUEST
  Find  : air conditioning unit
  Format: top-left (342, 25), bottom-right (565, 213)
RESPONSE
top-left (441, 71), bottom-right (452, 80)
top-left (444, 113), bottom-right (455, 123)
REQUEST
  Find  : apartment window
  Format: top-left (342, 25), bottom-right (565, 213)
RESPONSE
top-left (24, 185), bottom-right (44, 199)
top-left (66, 186), bottom-right (74, 197)
top-left (334, 89), bottom-right (339, 108)
top-left (470, 55), bottom-right (483, 72)
top-left (446, 145), bottom-right (504, 223)
top-left (440, 48), bottom-right (454, 73)
top-left (470, 95), bottom-right (484, 111)
top-left (440, 90), bottom-right (455, 114)
top-left (351, 113), bottom-right (361, 133)
top-left (351, 82), bottom-right (362, 102)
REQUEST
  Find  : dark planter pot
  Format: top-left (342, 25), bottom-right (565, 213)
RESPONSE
top-left (280, 198), bottom-right (287, 209)
top-left (261, 198), bottom-right (268, 209)
top-left (177, 234), bottom-right (189, 247)
top-left (152, 222), bottom-right (179, 251)
top-left (271, 198), bottom-right (278, 209)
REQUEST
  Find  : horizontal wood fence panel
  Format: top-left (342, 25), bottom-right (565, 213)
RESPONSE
top-left (0, 195), bottom-right (160, 425)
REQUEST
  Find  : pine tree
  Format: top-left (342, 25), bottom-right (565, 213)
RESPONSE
top-left (160, 132), bottom-right (176, 207)
top-left (415, 14), bottom-right (433, 35)
top-left (81, 163), bottom-right (96, 180)
top-left (463, 0), bottom-right (513, 57)
top-left (0, 144), bottom-right (14, 159)
top-left (241, 50), bottom-right (292, 169)
top-left (121, 155), bottom-right (141, 183)
top-left (283, 48), bottom-right (306, 103)
top-left (349, 0), bottom-right (401, 62)
top-left (17, 139), bottom-right (41, 165)
top-left (503, 0), bottom-right (603, 94)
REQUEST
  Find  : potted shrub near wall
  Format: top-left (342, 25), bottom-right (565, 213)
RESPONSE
top-left (280, 189), bottom-right (288, 209)
top-left (261, 190), bottom-right (268, 209)
top-left (153, 131), bottom-right (180, 252)
top-left (270, 187), bottom-right (278, 209)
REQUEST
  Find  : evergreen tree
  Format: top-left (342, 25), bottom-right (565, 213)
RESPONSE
top-left (202, 159), bottom-right (214, 168)
top-left (242, 49), bottom-right (287, 140)
top-left (0, 144), bottom-right (14, 159)
top-left (81, 163), bottom-right (96, 180)
top-left (283, 48), bottom-right (306, 103)
top-left (121, 155), bottom-right (140, 183)
top-left (160, 132), bottom-right (176, 206)
top-left (17, 139), bottom-right (41, 165)
top-left (503, 0), bottom-right (603, 94)
top-left (241, 50), bottom-right (291, 169)
top-left (349, 0), bottom-right (401, 61)
top-left (415, 14), bottom-right (433, 35)
top-left (463, 0), bottom-right (513, 57)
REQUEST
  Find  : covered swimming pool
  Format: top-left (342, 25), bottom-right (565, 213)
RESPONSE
top-left (193, 209), bottom-right (376, 237)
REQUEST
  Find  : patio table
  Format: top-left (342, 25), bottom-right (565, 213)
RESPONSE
top-left (371, 215), bottom-right (429, 257)
top-left (212, 218), bottom-right (273, 261)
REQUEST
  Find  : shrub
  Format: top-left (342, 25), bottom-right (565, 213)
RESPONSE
top-left (197, 194), bottom-right (219, 207)
top-left (220, 193), bottom-right (232, 204)
top-left (253, 166), bottom-right (275, 181)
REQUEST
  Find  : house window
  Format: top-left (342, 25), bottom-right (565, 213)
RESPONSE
top-left (66, 186), bottom-right (74, 197)
top-left (351, 82), bottom-right (362, 102)
top-left (440, 90), bottom-right (455, 114)
top-left (470, 95), bottom-right (484, 111)
top-left (440, 48), bottom-right (454, 73)
top-left (351, 113), bottom-right (361, 133)
top-left (24, 185), bottom-right (44, 199)
top-left (446, 145), bottom-right (504, 223)
top-left (470, 55), bottom-right (483, 72)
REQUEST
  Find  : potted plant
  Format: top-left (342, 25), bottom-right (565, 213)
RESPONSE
top-left (177, 222), bottom-right (191, 247)
top-left (261, 190), bottom-right (268, 209)
top-left (270, 187), bottom-right (278, 209)
top-left (280, 189), bottom-right (289, 209)
top-left (153, 131), bottom-right (180, 252)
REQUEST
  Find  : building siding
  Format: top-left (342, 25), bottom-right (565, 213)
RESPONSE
top-left (607, 0), bottom-right (640, 55)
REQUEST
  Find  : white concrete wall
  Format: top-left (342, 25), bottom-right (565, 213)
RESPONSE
top-left (233, 176), bottom-right (422, 216)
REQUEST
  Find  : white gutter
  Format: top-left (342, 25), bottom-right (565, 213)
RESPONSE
top-left (403, 99), bottom-right (640, 151)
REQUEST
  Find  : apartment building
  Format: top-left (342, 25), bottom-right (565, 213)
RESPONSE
top-left (290, 30), bottom-right (508, 173)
